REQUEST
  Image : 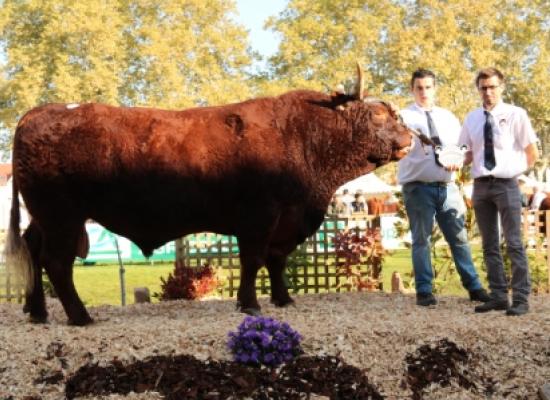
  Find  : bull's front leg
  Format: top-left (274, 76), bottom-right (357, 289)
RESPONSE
top-left (266, 251), bottom-right (295, 307)
top-left (236, 241), bottom-right (265, 316)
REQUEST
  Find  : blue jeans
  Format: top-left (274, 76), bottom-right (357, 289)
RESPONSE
top-left (403, 182), bottom-right (482, 294)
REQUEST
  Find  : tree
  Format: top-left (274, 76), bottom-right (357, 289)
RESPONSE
top-left (264, 0), bottom-right (404, 96)
top-left (266, 0), bottom-right (550, 150)
top-left (0, 0), bottom-right (255, 157)
top-left (119, 0), bottom-right (255, 109)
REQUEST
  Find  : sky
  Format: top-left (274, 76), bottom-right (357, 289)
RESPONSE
top-left (234, 0), bottom-right (288, 59)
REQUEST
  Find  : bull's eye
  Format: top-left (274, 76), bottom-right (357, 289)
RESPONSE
top-left (371, 111), bottom-right (387, 125)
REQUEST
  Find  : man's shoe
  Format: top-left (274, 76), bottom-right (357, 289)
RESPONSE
top-left (474, 299), bottom-right (509, 313)
top-left (416, 293), bottom-right (437, 307)
top-left (506, 302), bottom-right (529, 316)
top-left (469, 288), bottom-right (491, 302)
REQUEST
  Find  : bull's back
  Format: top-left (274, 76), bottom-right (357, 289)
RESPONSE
top-left (14, 101), bottom-right (291, 179)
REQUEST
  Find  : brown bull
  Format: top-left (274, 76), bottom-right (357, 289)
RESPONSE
top-left (6, 70), bottom-right (414, 325)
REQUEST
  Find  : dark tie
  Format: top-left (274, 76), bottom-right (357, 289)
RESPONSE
top-left (425, 111), bottom-right (443, 167)
top-left (483, 111), bottom-right (496, 170)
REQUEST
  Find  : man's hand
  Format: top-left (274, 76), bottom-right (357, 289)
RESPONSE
top-left (444, 163), bottom-right (462, 172)
top-left (525, 143), bottom-right (539, 168)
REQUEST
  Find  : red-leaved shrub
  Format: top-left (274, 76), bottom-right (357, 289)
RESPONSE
top-left (332, 227), bottom-right (385, 291)
top-left (158, 261), bottom-right (219, 301)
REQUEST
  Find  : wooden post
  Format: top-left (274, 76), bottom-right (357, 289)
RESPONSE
top-left (228, 269), bottom-right (235, 298)
top-left (134, 287), bottom-right (151, 303)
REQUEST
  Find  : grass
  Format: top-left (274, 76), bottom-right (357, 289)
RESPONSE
top-left (69, 248), bottom-right (491, 307)
top-left (74, 263), bottom-right (174, 306)
top-left (381, 248), bottom-right (488, 297)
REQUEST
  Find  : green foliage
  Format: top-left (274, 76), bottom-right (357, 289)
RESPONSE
top-left (478, 239), bottom-right (550, 295)
top-left (1, 0), bottom-right (548, 160)
top-left (528, 248), bottom-right (549, 294)
top-left (0, 0), bottom-right (255, 154)
top-left (42, 274), bottom-right (57, 298)
top-left (284, 245), bottom-right (308, 294)
top-left (267, 0), bottom-right (550, 156)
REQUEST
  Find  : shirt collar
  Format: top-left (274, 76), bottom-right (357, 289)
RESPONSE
top-left (483, 101), bottom-right (505, 115)
top-left (412, 103), bottom-right (436, 113)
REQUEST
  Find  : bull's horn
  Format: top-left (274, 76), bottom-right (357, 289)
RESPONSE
top-left (355, 62), bottom-right (365, 100)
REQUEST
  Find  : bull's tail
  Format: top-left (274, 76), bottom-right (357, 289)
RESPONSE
top-left (4, 173), bottom-right (33, 293)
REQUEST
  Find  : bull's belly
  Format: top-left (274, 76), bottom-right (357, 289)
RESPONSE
top-left (91, 210), bottom-right (237, 257)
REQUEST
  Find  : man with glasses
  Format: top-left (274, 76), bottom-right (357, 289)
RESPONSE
top-left (460, 67), bottom-right (539, 316)
top-left (398, 69), bottom-right (490, 307)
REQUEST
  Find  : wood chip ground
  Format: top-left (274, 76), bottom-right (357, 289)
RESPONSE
top-left (1, 292), bottom-right (549, 399)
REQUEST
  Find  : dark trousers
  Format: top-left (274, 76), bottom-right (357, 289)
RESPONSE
top-left (472, 177), bottom-right (530, 303)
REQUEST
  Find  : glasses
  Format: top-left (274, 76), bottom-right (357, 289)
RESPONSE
top-left (479, 85), bottom-right (501, 92)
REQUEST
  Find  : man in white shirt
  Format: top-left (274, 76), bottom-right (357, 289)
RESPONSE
top-left (530, 184), bottom-right (547, 210)
top-left (399, 69), bottom-right (489, 307)
top-left (460, 67), bottom-right (539, 316)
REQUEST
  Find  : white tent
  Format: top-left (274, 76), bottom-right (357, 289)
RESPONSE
top-left (336, 173), bottom-right (398, 195)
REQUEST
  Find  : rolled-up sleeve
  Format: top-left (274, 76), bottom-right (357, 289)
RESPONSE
top-left (516, 109), bottom-right (538, 148)
top-left (459, 119), bottom-right (472, 149)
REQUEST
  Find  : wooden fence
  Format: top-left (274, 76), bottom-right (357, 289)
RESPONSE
top-left (1, 210), bottom-right (549, 303)
top-left (0, 261), bottom-right (25, 304)
top-left (176, 214), bottom-right (383, 298)
top-left (176, 211), bottom-right (550, 297)
top-left (522, 209), bottom-right (550, 293)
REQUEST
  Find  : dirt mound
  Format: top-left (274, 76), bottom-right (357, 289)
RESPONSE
top-left (65, 354), bottom-right (382, 399)
top-left (405, 338), bottom-right (495, 399)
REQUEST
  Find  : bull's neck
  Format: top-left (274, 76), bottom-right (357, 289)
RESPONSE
top-left (320, 153), bottom-right (377, 195)
top-left (308, 138), bottom-right (381, 206)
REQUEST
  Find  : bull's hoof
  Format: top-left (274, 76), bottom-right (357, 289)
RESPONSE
top-left (271, 297), bottom-right (296, 308)
top-left (241, 307), bottom-right (262, 316)
top-left (29, 314), bottom-right (48, 324)
top-left (67, 316), bottom-right (94, 326)
top-left (236, 301), bottom-right (262, 316)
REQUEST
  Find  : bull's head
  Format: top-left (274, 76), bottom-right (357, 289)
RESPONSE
top-left (361, 99), bottom-right (414, 163)
top-left (351, 63), bottom-right (434, 162)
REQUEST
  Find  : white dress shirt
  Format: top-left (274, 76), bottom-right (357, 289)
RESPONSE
top-left (398, 103), bottom-right (461, 184)
top-left (459, 102), bottom-right (538, 179)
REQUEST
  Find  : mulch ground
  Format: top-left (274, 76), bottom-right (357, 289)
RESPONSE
top-left (47, 338), bottom-right (490, 399)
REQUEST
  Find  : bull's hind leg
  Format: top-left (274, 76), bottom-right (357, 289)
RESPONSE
top-left (22, 220), bottom-right (48, 323)
top-left (236, 240), bottom-right (266, 316)
top-left (267, 249), bottom-right (295, 308)
top-left (41, 222), bottom-right (93, 326)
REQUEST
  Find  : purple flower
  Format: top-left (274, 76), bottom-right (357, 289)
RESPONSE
top-left (264, 353), bottom-right (275, 364)
top-left (227, 316), bottom-right (303, 367)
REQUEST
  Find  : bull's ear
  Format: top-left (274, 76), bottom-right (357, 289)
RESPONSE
top-left (382, 101), bottom-right (401, 119)
top-left (355, 62), bottom-right (365, 101)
